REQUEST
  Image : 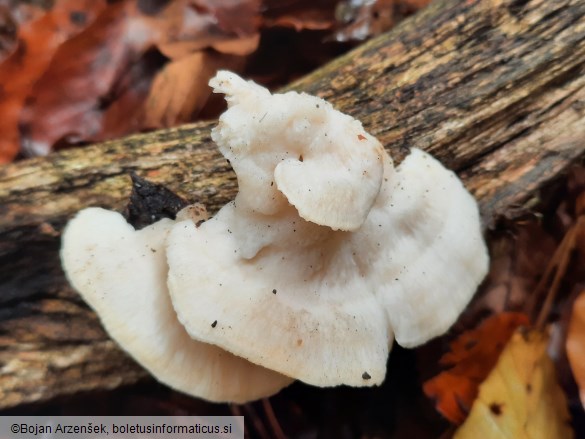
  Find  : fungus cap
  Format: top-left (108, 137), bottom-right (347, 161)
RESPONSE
top-left (61, 206), bottom-right (292, 403)
top-left (210, 71), bottom-right (385, 231)
top-left (167, 72), bottom-right (489, 387)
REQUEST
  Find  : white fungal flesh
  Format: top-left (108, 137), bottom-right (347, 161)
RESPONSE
top-left (60, 207), bottom-right (292, 403)
top-left (210, 72), bottom-right (385, 231)
top-left (61, 70), bottom-right (489, 395)
top-left (166, 71), bottom-right (489, 387)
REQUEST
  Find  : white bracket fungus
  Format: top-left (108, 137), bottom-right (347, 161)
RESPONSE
top-left (166, 71), bottom-right (489, 388)
top-left (61, 204), bottom-right (292, 403)
top-left (61, 71), bottom-right (488, 401)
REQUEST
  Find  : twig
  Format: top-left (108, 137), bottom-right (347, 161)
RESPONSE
top-left (240, 403), bottom-right (271, 439)
top-left (534, 217), bottom-right (584, 328)
top-left (262, 398), bottom-right (287, 439)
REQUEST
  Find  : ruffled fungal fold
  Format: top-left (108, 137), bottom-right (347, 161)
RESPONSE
top-left (61, 70), bottom-right (488, 400)
top-left (209, 72), bottom-right (385, 231)
top-left (166, 71), bottom-right (489, 387)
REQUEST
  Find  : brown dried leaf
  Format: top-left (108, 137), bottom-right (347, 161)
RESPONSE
top-left (333, 0), bottom-right (432, 42)
top-left (0, 0), bottom-right (106, 162)
top-left (15, 0), bottom-right (262, 157)
top-left (143, 51), bottom-right (242, 129)
top-left (0, 2), bottom-right (48, 62)
top-left (18, 1), bottom-right (148, 156)
top-left (261, 0), bottom-right (336, 31)
top-left (99, 50), bottom-right (166, 141)
top-left (159, 33), bottom-right (260, 59)
top-left (212, 34), bottom-right (260, 56)
top-left (263, 11), bottom-right (334, 31)
top-left (334, 0), bottom-right (396, 42)
top-left (464, 222), bottom-right (557, 323)
top-left (192, 0), bottom-right (260, 35)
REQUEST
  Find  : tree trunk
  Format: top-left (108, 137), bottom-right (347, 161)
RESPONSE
top-left (1, 0), bottom-right (585, 409)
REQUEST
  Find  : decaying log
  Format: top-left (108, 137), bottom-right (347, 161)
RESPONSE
top-left (1, 0), bottom-right (585, 409)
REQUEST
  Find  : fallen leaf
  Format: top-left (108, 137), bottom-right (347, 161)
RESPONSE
top-left (99, 49), bottom-right (166, 141)
top-left (0, 1), bottom-right (52, 62)
top-left (333, 0), bottom-right (432, 41)
top-left (423, 312), bottom-right (530, 424)
top-left (153, 0), bottom-right (260, 59)
top-left (263, 10), bottom-right (335, 31)
top-left (0, 7), bottom-right (17, 62)
top-left (159, 33), bottom-right (260, 59)
top-left (454, 329), bottom-right (574, 439)
top-left (143, 51), bottom-right (242, 129)
top-left (212, 34), bottom-right (261, 56)
top-left (0, 0), bottom-right (106, 162)
top-left (567, 290), bottom-right (585, 409)
top-left (18, 1), bottom-right (143, 156)
top-left (464, 222), bottom-right (557, 322)
top-left (193, 0), bottom-right (260, 36)
top-left (16, 0), bottom-right (261, 157)
top-left (333, 0), bottom-right (396, 42)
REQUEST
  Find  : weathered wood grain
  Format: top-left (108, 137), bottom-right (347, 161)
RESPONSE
top-left (1, 0), bottom-right (585, 408)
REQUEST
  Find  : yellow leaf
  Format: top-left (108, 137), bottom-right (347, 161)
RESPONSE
top-left (423, 312), bottom-right (530, 424)
top-left (567, 291), bottom-right (585, 409)
top-left (454, 330), bottom-right (573, 439)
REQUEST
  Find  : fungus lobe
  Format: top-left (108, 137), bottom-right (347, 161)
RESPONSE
top-left (166, 71), bottom-right (489, 388)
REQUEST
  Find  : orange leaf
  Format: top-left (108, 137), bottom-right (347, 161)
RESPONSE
top-left (263, 10), bottom-right (334, 31)
top-left (193, 0), bottom-right (260, 36)
top-left (17, 1), bottom-right (144, 156)
top-left (423, 312), bottom-right (530, 424)
top-left (567, 290), bottom-right (585, 409)
top-left (0, 0), bottom-right (106, 163)
top-left (0, 3), bottom-right (46, 63)
top-left (159, 33), bottom-right (260, 59)
top-left (143, 51), bottom-right (242, 129)
top-left (212, 34), bottom-right (261, 56)
top-left (15, 0), bottom-right (262, 156)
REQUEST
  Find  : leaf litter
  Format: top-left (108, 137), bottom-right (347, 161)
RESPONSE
top-left (421, 163), bottom-right (585, 437)
top-left (454, 329), bottom-right (574, 439)
top-left (0, 0), bottom-right (429, 163)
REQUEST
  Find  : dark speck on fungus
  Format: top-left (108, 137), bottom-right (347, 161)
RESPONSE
top-left (362, 371), bottom-right (371, 380)
top-left (211, 320), bottom-right (218, 328)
